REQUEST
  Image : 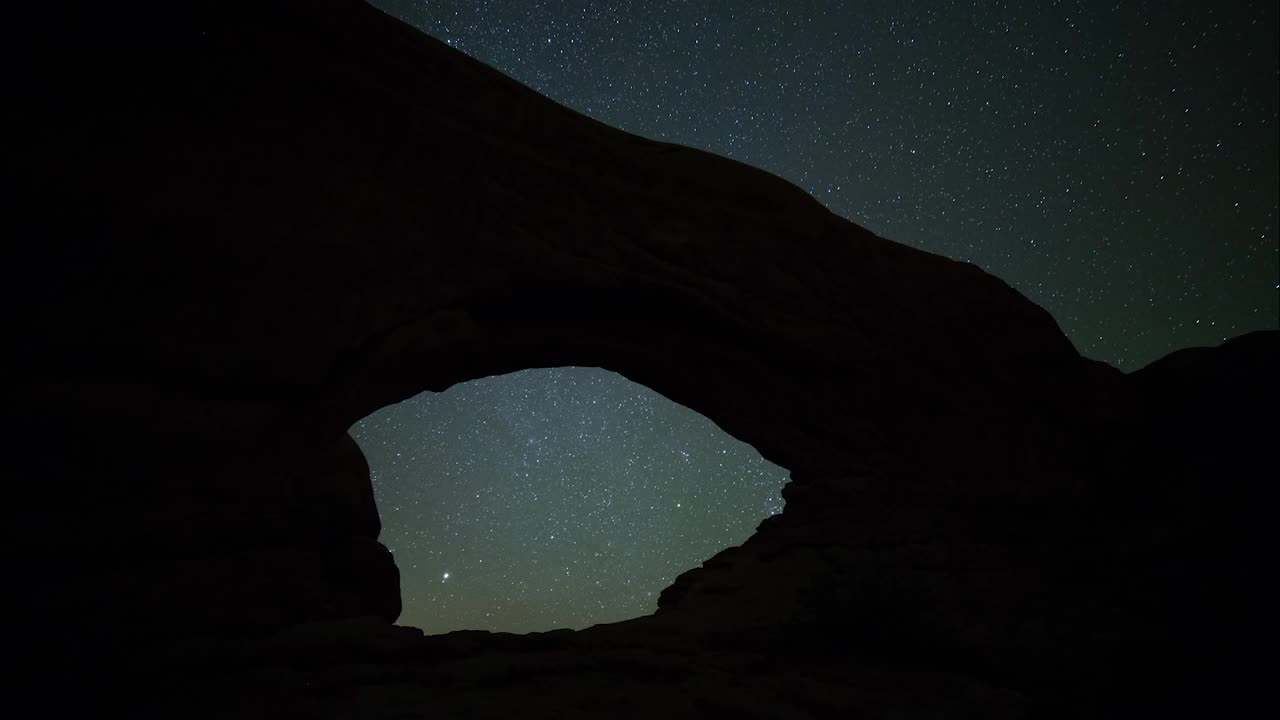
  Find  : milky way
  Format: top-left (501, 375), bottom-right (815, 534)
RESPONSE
top-left (356, 0), bottom-right (1278, 633)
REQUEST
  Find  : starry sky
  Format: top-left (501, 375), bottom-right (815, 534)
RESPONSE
top-left (351, 369), bottom-right (785, 634)
top-left (354, 0), bottom-right (1278, 634)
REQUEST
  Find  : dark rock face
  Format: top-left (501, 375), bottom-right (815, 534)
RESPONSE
top-left (9, 1), bottom-right (1274, 716)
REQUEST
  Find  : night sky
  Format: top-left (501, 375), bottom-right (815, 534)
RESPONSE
top-left (352, 369), bottom-right (785, 634)
top-left (354, 0), bottom-right (1278, 633)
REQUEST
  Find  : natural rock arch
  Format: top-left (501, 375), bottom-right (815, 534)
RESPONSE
top-left (10, 1), bottom-right (1273, 715)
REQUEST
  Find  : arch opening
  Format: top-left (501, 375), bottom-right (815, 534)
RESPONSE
top-left (350, 366), bottom-right (788, 635)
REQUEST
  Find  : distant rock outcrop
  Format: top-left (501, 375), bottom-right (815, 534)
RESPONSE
top-left (9, 1), bottom-right (1274, 717)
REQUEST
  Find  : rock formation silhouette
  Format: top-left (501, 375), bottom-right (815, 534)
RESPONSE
top-left (9, 1), bottom-right (1274, 716)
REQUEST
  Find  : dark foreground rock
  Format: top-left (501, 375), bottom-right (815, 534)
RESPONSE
top-left (8, 1), bottom-right (1274, 717)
